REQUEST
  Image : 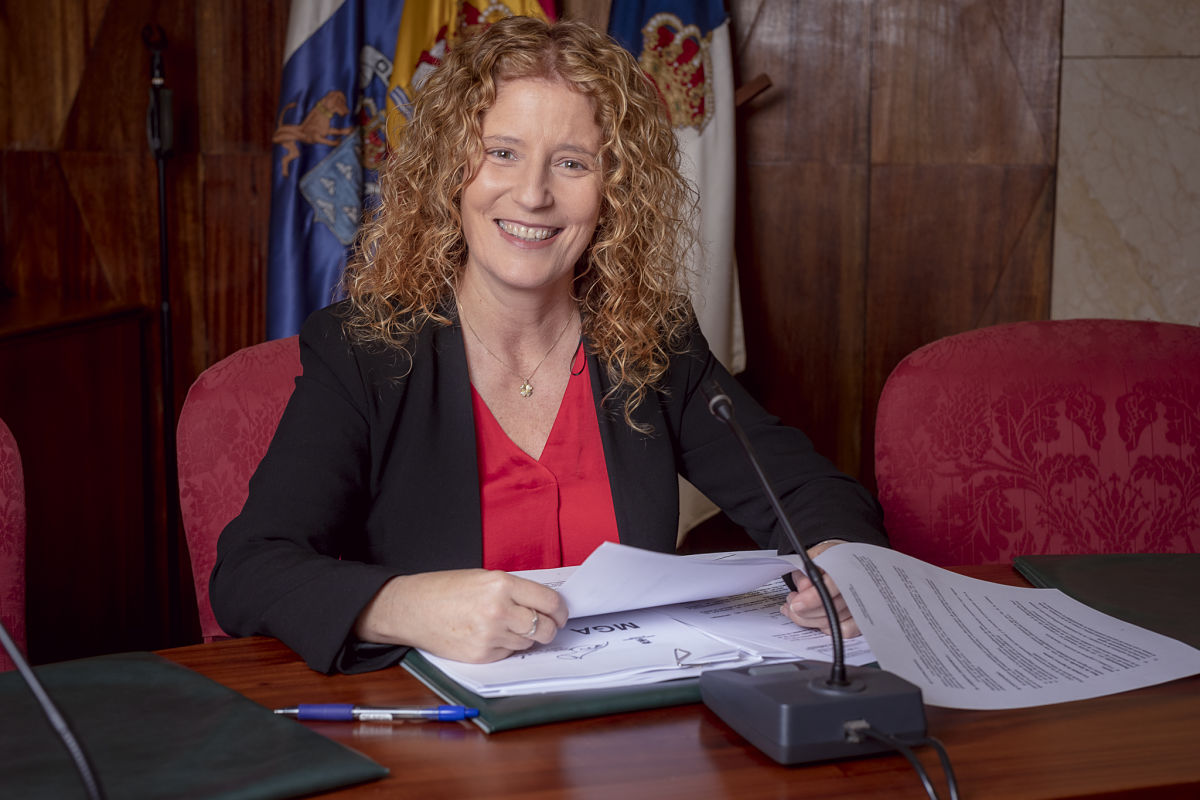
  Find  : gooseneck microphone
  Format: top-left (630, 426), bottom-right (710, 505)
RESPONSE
top-left (697, 380), bottom-right (930, 767)
top-left (704, 386), bottom-right (849, 688)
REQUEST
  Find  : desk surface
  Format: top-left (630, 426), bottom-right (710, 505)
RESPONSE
top-left (161, 565), bottom-right (1200, 799)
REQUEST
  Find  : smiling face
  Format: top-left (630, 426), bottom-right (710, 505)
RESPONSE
top-left (459, 77), bottom-right (603, 302)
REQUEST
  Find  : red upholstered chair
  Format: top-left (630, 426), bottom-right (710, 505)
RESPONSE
top-left (874, 319), bottom-right (1200, 566)
top-left (0, 417), bottom-right (26, 671)
top-left (177, 336), bottom-right (301, 641)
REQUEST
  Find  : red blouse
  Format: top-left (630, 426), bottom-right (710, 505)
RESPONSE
top-left (472, 343), bottom-right (621, 571)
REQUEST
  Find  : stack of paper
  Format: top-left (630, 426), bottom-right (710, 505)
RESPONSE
top-left (418, 545), bottom-right (877, 697)
top-left (418, 542), bottom-right (1200, 709)
top-left (666, 578), bottom-right (875, 663)
top-left (421, 609), bottom-right (748, 697)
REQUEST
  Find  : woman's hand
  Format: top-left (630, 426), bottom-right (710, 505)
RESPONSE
top-left (353, 569), bottom-right (569, 663)
top-left (780, 541), bottom-right (861, 638)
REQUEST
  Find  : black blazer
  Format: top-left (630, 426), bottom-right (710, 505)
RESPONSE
top-left (210, 303), bottom-right (888, 673)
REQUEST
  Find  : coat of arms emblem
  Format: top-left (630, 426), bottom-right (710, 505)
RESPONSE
top-left (639, 13), bottom-right (715, 133)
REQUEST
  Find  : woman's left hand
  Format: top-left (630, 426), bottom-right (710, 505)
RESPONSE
top-left (780, 541), bottom-right (861, 638)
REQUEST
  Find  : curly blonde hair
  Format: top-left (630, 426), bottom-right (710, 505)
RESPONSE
top-left (342, 15), bottom-right (697, 428)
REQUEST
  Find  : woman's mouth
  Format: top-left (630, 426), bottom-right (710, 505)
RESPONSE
top-left (497, 220), bottom-right (560, 241)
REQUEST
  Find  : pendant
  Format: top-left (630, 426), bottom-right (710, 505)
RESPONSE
top-left (519, 380), bottom-right (534, 398)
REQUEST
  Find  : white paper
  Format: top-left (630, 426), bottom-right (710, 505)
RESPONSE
top-left (419, 608), bottom-right (760, 697)
top-left (665, 578), bottom-right (876, 665)
top-left (538, 541), bottom-right (803, 618)
top-left (423, 543), bottom-right (1199, 707)
top-left (815, 543), bottom-right (1200, 709)
top-left (420, 550), bottom-right (859, 698)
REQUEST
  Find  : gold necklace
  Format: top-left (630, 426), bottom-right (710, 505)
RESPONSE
top-left (460, 307), bottom-right (575, 398)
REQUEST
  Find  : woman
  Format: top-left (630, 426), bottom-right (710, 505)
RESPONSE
top-left (210, 16), bottom-right (888, 675)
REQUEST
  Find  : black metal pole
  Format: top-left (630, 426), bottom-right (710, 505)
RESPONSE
top-left (143, 23), bottom-right (181, 646)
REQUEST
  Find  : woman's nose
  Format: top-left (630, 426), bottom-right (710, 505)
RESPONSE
top-left (512, 162), bottom-right (552, 209)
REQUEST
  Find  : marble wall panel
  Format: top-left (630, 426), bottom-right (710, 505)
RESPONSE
top-left (1052, 3), bottom-right (1200, 324)
top-left (1056, 3), bottom-right (1195, 321)
top-left (1063, 0), bottom-right (1200, 57)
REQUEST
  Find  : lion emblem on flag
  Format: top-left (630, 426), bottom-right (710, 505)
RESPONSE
top-left (272, 90), bottom-right (355, 179)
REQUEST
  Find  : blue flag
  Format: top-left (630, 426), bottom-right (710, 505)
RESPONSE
top-left (267, 0), bottom-right (556, 339)
top-left (607, 0), bottom-right (727, 62)
top-left (267, 1), bottom-right (404, 340)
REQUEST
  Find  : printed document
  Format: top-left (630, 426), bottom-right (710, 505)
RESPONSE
top-left (420, 608), bottom-right (746, 697)
top-left (814, 543), bottom-right (1200, 709)
top-left (665, 578), bottom-right (875, 664)
top-left (419, 542), bottom-right (1200, 707)
top-left (419, 545), bottom-right (876, 696)
top-left (538, 542), bottom-right (807, 618)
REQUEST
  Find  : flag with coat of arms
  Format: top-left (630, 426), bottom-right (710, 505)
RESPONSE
top-left (608, 1), bottom-right (746, 535)
top-left (267, 0), bottom-right (555, 340)
top-left (607, 0), bottom-right (744, 376)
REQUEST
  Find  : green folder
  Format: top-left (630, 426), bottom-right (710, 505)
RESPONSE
top-left (0, 651), bottom-right (387, 799)
top-left (1012, 553), bottom-right (1200, 650)
top-left (401, 649), bottom-right (701, 733)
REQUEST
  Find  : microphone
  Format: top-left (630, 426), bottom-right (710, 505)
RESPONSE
top-left (698, 380), bottom-right (927, 764)
top-left (142, 24), bottom-right (173, 159)
top-left (0, 621), bottom-right (106, 799)
top-left (705, 387), bottom-right (851, 687)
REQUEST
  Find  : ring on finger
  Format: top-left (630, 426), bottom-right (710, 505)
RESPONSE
top-left (524, 611), bottom-right (539, 638)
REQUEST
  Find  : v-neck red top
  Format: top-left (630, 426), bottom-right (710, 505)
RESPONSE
top-left (471, 343), bottom-right (620, 571)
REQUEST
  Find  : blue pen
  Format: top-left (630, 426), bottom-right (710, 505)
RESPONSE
top-left (274, 703), bottom-right (480, 722)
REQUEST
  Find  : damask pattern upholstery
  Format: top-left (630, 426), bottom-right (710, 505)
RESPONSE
top-left (875, 319), bottom-right (1200, 566)
top-left (177, 336), bottom-right (301, 641)
top-left (0, 417), bottom-right (26, 671)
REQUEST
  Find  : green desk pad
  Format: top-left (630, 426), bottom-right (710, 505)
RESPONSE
top-left (0, 651), bottom-right (387, 799)
top-left (1013, 553), bottom-right (1200, 649)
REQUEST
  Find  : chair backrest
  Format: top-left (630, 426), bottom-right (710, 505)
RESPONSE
top-left (0, 417), bottom-right (26, 671)
top-left (177, 336), bottom-right (301, 641)
top-left (874, 319), bottom-right (1200, 566)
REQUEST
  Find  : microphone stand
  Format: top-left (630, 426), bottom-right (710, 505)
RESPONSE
top-left (143, 24), bottom-right (181, 645)
top-left (698, 381), bottom-right (928, 765)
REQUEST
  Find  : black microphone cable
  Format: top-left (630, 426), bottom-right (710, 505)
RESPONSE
top-left (0, 621), bottom-right (107, 800)
top-left (845, 720), bottom-right (960, 800)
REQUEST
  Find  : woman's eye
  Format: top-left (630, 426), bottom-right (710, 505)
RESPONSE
top-left (488, 148), bottom-right (516, 160)
top-left (559, 159), bottom-right (588, 171)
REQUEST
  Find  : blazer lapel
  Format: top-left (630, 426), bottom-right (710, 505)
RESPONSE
top-left (586, 347), bottom-right (679, 554)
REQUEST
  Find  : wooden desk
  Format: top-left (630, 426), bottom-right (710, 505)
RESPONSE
top-left (160, 565), bottom-right (1200, 799)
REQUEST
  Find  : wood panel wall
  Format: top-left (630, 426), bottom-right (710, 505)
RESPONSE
top-left (0, 309), bottom-right (160, 663)
top-left (0, 0), bottom-right (286, 660)
top-left (729, 0), bottom-right (1059, 487)
top-left (0, 0), bottom-right (1059, 657)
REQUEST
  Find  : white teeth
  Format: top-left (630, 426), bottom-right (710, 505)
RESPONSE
top-left (498, 220), bottom-right (557, 241)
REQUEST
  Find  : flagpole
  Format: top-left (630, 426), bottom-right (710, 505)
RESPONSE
top-left (143, 23), bottom-right (182, 645)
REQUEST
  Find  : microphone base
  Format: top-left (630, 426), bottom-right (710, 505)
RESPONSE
top-left (700, 660), bottom-right (926, 765)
